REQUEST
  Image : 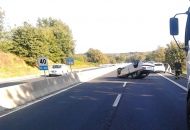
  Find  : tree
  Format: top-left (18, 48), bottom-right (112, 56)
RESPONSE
top-left (165, 41), bottom-right (186, 70)
top-left (114, 54), bottom-right (126, 63)
top-left (37, 18), bottom-right (75, 63)
top-left (86, 48), bottom-right (109, 63)
top-left (0, 8), bottom-right (12, 52)
top-left (73, 54), bottom-right (88, 62)
top-left (0, 7), bottom-right (4, 32)
top-left (9, 17), bottom-right (75, 66)
top-left (10, 24), bottom-right (49, 66)
top-left (124, 52), bottom-right (147, 63)
top-left (132, 52), bottom-right (146, 61)
top-left (107, 55), bottom-right (116, 63)
top-left (153, 46), bottom-right (165, 62)
top-left (0, 7), bottom-right (5, 40)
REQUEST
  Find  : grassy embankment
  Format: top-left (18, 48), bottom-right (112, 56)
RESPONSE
top-left (0, 52), bottom-right (96, 78)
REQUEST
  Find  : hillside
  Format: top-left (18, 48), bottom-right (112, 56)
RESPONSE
top-left (0, 52), bottom-right (42, 78)
top-left (0, 52), bottom-right (97, 78)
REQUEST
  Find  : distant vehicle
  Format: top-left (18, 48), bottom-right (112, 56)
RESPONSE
top-left (117, 61), bottom-right (154, 79)
top-left (153, 62), bottom-right (165, 73)
top-left (142, 62), bottom-right (155, 73)
top-left (163, 63), bottom-right (172, 73)
top-left (99, 64), bottom-right (116, 67)
top-left (49, 64), bottom-right (69, 77)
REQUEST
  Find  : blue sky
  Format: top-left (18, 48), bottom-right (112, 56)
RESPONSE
top-left (0, 0), bottom-right (190, 53)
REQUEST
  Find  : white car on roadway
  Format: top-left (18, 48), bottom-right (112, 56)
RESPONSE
top-left (117, 61), bottom-right (155, 79)
top-left (49, 64), bottom-right (69, 77)
top-left (153, 62), bottom-right (165, 73)
top-left (142, 62), bottom-right (155, 73)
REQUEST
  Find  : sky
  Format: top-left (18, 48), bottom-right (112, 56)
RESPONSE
top-left (0, 0), bottom-right (190, 54)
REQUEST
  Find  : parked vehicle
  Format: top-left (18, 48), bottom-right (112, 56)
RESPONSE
top-left (117, 61), bottom-right (154, 79)
top-left (49, 64), bottom-right (69, 77)
top-left (142, 62), bottom-right (155, 73)
top-left (163, 63), bottom-right (172, 73)
top-left (153, 62), bottom-right (166, 73)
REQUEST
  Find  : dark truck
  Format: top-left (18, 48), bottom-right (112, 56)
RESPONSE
top-left (170, 6), bottom-right (190, 129)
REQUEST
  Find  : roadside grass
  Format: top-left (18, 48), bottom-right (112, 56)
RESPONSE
top-left (0, 52), bottom-right (96, 78)
top-left (183, 70), bottom-right (187, 74)
top-left (71, 60), bottom-right (98, 69)
top-left (0, 52), bottom-right (41, 78)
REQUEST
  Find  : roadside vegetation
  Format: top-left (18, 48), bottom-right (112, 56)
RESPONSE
top-left (0, 7), bottom-right (187, 78)
top-left (0, 52), bottom-right (40, 78)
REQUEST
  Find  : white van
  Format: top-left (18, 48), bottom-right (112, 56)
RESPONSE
top-left (49, 64), bottom-right (69, 77)
top-left (153, 62), bottom-right (166, 73)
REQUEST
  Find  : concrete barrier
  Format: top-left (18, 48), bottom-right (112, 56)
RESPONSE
top-left (0, 73), bottom-right (80, 112)
top-left (0, 64), bottom-right (127, 113)
top-left (76, 65), bottom-right (124, 82)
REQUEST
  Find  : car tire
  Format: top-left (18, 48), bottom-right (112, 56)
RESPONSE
top-left (117, 68), bottom-right (122, 77)
top-left (187, 97), bottom-right (190, 130)
top-left (138, 73), bottom-right (148, 79)
top-left (130, 72), bottom-right (138, 78)
top-left (117, 74), bottom-right (126, 78)
top-left (130, 71), bottom-right (141, 79)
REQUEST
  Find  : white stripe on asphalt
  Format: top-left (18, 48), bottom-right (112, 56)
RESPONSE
top-left (0, 82), bottom-right (83, 118)
top-left (113, 94), bottom-right (122, 107)
top-left (123, 82), bottom-right (127, 87)
top-left (158, 73), bottom-right (187, 91)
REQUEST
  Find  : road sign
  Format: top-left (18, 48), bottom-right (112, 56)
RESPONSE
top-left (38, 57), bottom-right (48, 70)
top-left (66, 57), bottom-right (74, 65)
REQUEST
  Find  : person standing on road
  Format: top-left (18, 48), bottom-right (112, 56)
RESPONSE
top-left (174, 59), bottom-right (182, 79)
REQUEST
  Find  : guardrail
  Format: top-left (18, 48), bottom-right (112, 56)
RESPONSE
top-left (163, 63), bottom-right (187, 79)
top-left (167, 69), bottom-right (187, 79)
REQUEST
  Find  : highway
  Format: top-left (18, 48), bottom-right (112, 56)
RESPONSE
top-left (0, 70), bottom-right (188, 130)
top-left (0, 66), bottom-right (103, 88)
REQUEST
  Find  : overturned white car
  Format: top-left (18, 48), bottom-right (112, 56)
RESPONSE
top-left (117, 61), bottom-right (155, 79)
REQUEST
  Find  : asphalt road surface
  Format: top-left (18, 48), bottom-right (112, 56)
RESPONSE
top-left (0, 71), bottom-right (188, 130)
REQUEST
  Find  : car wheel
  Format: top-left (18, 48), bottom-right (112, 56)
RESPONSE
top-left (117, 68), bottom-right (122, 77)
top-left (126, 71), bottom-right (137, 79)
top-left (117, 74), bottom-right (126, 78)
top-left (138, 73), bottom-right (148, 79)
top-left (49, 74), bottom-right (52, 77)
top-left (130, 72), bottom-right (138, 78)
top-left (187, 98), bottom-right (190, 130)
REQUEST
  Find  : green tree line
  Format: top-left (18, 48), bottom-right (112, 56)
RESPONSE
top-left (1, 17), bottom-right (75, 66)
top-left (124, 42), bottom-right (186, 71)
top-left (0, 8), bottom-right (127, 66)
top-left (0, 8), bottom-right (187, 72)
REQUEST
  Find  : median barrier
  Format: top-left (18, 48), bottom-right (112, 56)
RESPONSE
top-left (76, 65), bottom-right (123, 82)
top-left (0, 63), bottom-right (127, 113)
top-left (0, 72), bottom-right (80, 113)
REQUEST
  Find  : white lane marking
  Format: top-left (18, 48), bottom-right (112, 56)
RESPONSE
top-left (0, 83), bottom-right (83, 118)
top-left (123, 82), bottom-right (127, 87)
top-left (158, 73), bottom-right (187, 91)
top-left (113, 94), bottom-right (122, 107)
